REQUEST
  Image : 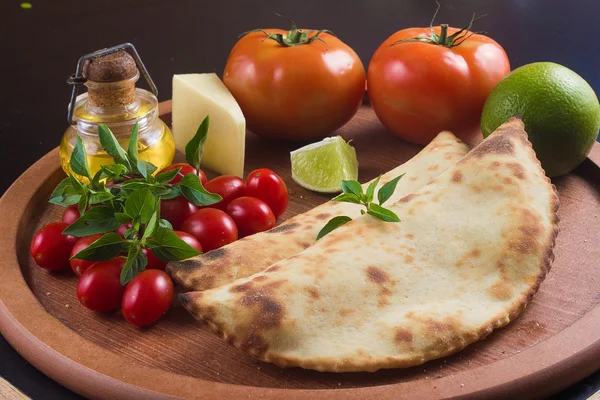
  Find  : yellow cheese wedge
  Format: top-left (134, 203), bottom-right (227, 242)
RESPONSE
top-left (172, 73), bottom-right (246, 177)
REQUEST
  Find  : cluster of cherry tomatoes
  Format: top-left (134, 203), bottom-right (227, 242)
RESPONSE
top-left (159, 164), bottom-right (288, 251)
top-left (29, 163), bottom-right (288, 328)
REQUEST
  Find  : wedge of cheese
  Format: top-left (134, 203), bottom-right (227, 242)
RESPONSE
top-left (172, 73), bottom-right (246, 177)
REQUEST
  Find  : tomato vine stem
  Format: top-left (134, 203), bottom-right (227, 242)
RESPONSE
top-left (240, 13), bottom-right (335, 49)
top-left (388, 2), bottom-right (487, 48)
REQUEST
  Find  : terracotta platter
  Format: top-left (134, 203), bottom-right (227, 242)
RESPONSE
top-left (0, 102), bottom-right (599, 399)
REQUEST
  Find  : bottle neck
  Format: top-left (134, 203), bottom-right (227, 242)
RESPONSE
top-left (85, 71), bottom-right (140, 115)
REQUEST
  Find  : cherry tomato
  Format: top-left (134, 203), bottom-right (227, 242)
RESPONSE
top-left (160, 196), bottom-right (198, 230)
top-left (122, 270), bottom-right (174, 328)
top-left (62, 205), bottom-right (81, 224)
top-left (30, 222), bottom-right (78, 271)
top-left (226, 197), bottom-right (276, 237)
top-left (204, 175), bottom-right (245, 210)
top-left (77, 257), bottom-right (126, 312)
top-left (368, 24), bottom-right (510, 144)
top-left (181, 208), bottom-right (238, 252)
top-left (159, 163), bottom-right (208, 185)
top-left (224, 26), bottom-right (365, 140)
top-left (116, 222), bottom-right (133, 239)
top-left (70, 234), bottom-right (105, 276)
top-left (244, 168), bottom-right (288, 218)
top-left (143, 231), bottom-right (202, 271)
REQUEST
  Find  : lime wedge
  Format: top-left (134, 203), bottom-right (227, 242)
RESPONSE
top-left (290, 136), bottom-right (358, 193)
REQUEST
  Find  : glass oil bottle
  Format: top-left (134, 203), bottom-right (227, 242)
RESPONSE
top-left (60, 44), bottom-right (175, 180)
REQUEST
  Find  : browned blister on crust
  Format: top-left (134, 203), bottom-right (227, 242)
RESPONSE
top-left (180, 118), bottom-right (559, 373)
top-left (168, 131), bottom-right (471, 291)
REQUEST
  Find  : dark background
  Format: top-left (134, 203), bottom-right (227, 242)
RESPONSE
top-left (1, 0), bottom-right (599, 398)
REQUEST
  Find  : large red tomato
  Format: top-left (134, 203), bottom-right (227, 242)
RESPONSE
top-left (368, 25), bottom-right (510, 144)
top-left (223, 26), bottom-right (366, 140)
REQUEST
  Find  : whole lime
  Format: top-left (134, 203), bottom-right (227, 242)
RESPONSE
top-left (481, 62), bottom-right (600, 177)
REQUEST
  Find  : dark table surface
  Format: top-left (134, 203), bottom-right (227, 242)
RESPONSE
top-left (1, 0), bottom-right (599, 398)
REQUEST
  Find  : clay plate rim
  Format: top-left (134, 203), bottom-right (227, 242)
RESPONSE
top-left (0, 103), bottom-right (599, 399)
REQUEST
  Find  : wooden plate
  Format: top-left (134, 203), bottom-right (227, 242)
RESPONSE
top-left (1, 102), bottom-right (599, 400)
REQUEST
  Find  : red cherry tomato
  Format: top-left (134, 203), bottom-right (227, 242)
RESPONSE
top-left (160, 196), bottom-right (198, 230)
top-left (226, 197), bottom-right (276, 237)
top-left (173, 230), bottom-right (203, 252)
top-left (77, 257), bottom-right (126, 312)
top-left (70, 234), bottom-right (105, 276)
top-left (122, 270), bottom-right (174, 327)
top-left (142, 247), bottom-right (166, 270)
top-left (142, 231), bottom-right (203, 271)
top-left (181, 208), bottom-right (238, 252)
top-left (159, 163), bottom-right (208, 185)
top-left (62, 205), bottom-right (81, 224)
top-left (116, 222), bottom-right (133, 239)
top-left (204, 175), bottom-right (245, 210)
top-left (30, 222), bottom-right (78, 271)
top-left (244, 168), bottom-right (288, 218)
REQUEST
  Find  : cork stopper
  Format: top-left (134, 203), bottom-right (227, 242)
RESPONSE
top-left (83, 50), bottom-right (139, 108)
top-left (84, 50), bottom-right (137, 82)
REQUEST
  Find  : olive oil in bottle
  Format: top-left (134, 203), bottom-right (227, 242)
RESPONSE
top-left (60, 45), bottom-right (174, 180)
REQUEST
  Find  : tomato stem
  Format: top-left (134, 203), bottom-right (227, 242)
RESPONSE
top-left (240, 13), bottom-right (335, 49)
top-left (388, 2), bottom-right (487, 48)
top-left (438, 24), bottom-right (448, 44)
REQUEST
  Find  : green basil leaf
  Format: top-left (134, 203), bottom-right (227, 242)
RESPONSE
top-left (377, 174), bottom-right (405, 206)
top-left (91, 168), bottom-right (106, 188)
top-left (98, 124), bottom-right (132, 170)
top-left (142, 210), bottom-right (158, 242)
top-left (127, 122), bottom-right (139, 164)
top-left (136, 159), bottom-right (157, 179)
top-left (115, 212), bottom-right (132, 223)
top-left (185, 115), bottom-right (210, 172)
top-left (125, 188), bottom-right (155, 223)
top-left (77, 193), bottom-right (88, 216)
top-left (365, 175), bottom-right (381, 203)
top-left (340, 180), bottom-right (363, 198)
top-left (367, 203), bottom-right (401, 222)
top-left (124, 227), bottom-right (137, 239)
top-left (155, 167), bottom-right (181, 184)
top-left (157, 186), bottom-right (181, 200)
top-left (48, 178), bottom-right (81, 206)
top-left (120, 246), bottom-right (147, 286)
top-left (331, 193), bottom-right (362, 204)
top-left (69, 135), bottom-right (91, 179)
top-left (179, 173), bottom-right (222, 206)
top-left (70, 233), bottom-right (124, 261)
top-left (88, 190), bottom-right (114, 205)
top-left (101, 163), bottom-right (129, 180)
top-left (159, 218), bottom-right (173, 230)
top-left (147, 227), bottom-right (202, 261)
top-left (120, 180), bottom-right (156, 191)
top-left (70, 174), bottom-right (85, 194)
top-left (63, 206), bottom-right (121, 236)
top-left (316, 215), bottom-right (353, 240)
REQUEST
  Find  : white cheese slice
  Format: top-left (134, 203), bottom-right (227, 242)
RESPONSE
top-left (172, 73), bottom-right (246, 178)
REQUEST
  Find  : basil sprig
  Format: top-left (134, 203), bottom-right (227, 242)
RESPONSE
top-left (54, 116), bottom-right (218, 285)
top-left (316, 174), bottom-right (404, 240)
